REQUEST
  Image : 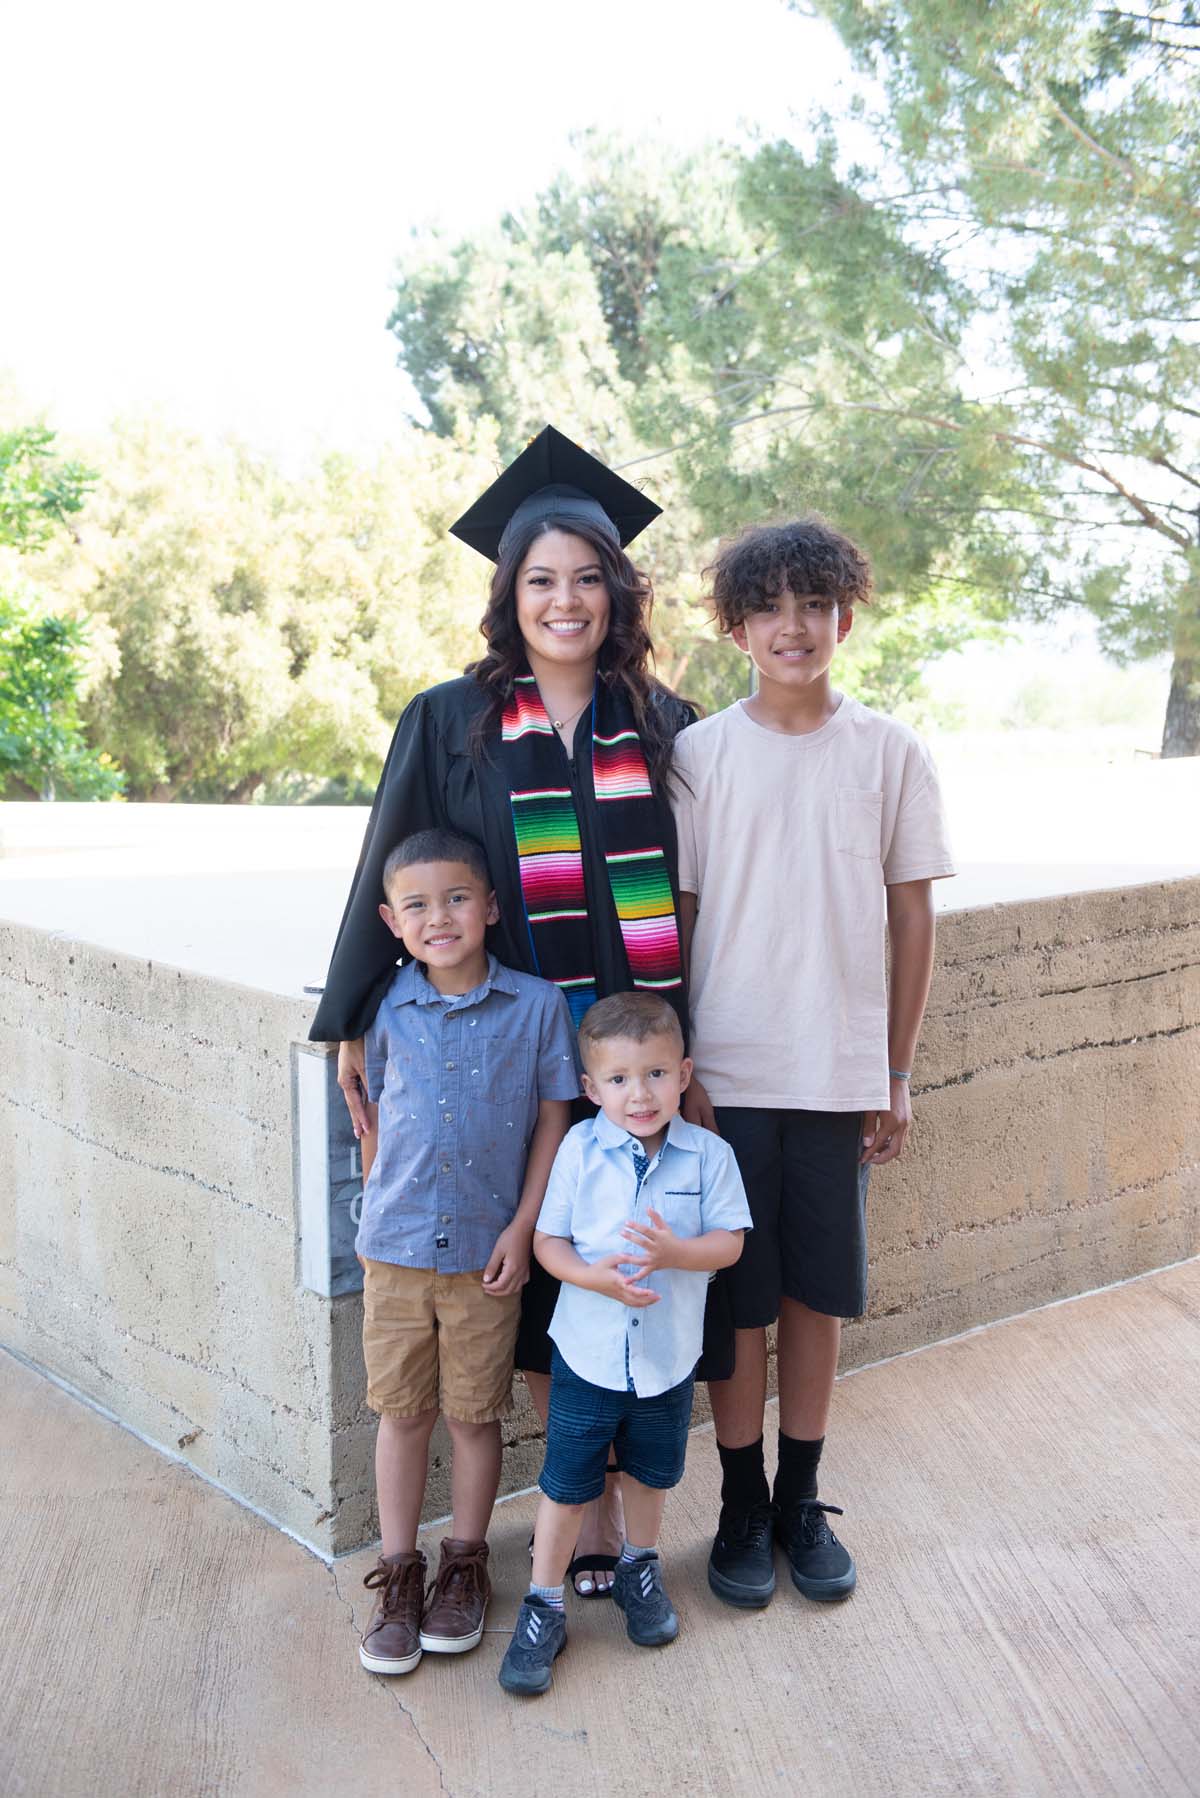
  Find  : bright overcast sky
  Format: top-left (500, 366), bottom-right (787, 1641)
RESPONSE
top-left (1, 0), bottom-right (859, 461)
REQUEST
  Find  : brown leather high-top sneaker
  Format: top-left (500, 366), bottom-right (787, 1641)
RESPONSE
top-left (419, 1538), bottom-right (491, 1654)
top-left (359, 1550), bottom-right (426, 1675)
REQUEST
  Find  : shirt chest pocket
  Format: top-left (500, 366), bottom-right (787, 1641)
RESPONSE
top-left (467, 1035), bottom-right (533, 1107)
top-left (835, 787), bottom-right (883, 860)
top-left (655, 1187), bottom-right (702, 1238)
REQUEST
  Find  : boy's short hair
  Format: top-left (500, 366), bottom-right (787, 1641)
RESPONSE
top-left (578, 991), bottom-right (685, 1064)
top-left (708, 517), bottom-right (873, 632)
top-left (381, 829), bottom-right (492, 900)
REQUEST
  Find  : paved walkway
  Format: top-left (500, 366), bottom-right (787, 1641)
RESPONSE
top-left (3, 1262), bottom-right (1199, 1797)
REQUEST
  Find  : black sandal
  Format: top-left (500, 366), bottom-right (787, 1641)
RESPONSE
top-left (566, 1459), bottom-right (622, 1600)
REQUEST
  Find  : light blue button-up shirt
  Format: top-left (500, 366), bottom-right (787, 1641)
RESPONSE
top-left (360, 955), bottom-right (579, 1273)
top-left (537, 1111), bottom-right (752, 1397)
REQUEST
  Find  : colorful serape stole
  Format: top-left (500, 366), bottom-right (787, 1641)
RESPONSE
top-left (502, 672), bottom-right (683, 1025)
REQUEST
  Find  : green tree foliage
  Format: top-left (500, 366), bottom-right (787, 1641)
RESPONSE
top-left (0, 425), bottom-right (93, 551)
top-left (0, 598), bottom-right (122, 799)
top-left (788, 0), bottom-right (1200, 753)
top-left (27, 419), bottom-right (502, 801)
top-left (389, 135), bottom-right (1007, 718)
top-left (0, 425), bottom-right (121, 799)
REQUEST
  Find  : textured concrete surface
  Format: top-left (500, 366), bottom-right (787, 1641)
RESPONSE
top-left (3, 874), bottom-right (1199, 1553)
top-left (840, 874), bottom-right (1200, 1369)
top-left (0, 924), bottom-right (369, 1556)
top-left (4, 1261), bottom-right (1199, 1798)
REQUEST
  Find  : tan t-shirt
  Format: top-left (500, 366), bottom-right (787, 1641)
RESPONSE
top-left (672, 696), bottom-right (955, 1111)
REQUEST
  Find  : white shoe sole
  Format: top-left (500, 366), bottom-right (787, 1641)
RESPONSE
top-left (419, 1607), bottom-right (487, 1654)
top-left (359, 1641), bottom-right (422, 1675)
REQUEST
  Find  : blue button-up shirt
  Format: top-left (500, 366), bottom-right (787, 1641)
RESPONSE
top-left (360, 956), bottom-right (579, 1273)
top-left (537, 1111), bottom-right (752, 1397)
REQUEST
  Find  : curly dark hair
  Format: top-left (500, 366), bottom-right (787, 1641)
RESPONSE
top-left (708, 518), bottom-right (873, 633)
top-left (465, 513), bottom-right (682, 792)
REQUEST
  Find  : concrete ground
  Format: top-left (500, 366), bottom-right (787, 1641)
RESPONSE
top-left (4, 1263), bottom-right (1199, 1798)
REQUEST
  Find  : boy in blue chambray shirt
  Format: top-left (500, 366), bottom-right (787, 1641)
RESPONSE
top-left (498, 991), bottom-right (751, 1697)
top-left (355, 828), bottom-right (578, 1679)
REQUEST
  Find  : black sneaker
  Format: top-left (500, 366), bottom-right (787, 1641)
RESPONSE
top-left (707, 1501), bottom-right (776, 1609)
top-left (612, 1552), bottom-right (679, 1647)
top-left (776, 1498), bottom-right (857, 1601)
top-left (498, 1596), bottom-right (567, 1695)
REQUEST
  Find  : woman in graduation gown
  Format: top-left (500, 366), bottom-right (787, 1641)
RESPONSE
top-left (309, 427), bottom-right (710, 1595)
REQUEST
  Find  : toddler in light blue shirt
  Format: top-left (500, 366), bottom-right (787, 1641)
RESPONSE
top-left (499, 991), bottom-right (751, 1697)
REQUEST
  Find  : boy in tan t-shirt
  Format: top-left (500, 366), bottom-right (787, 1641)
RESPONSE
top-left (672, 517), bottom-right (954, 1610)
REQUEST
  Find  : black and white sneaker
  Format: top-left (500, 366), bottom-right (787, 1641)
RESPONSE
top-left (612, 1552), bottom-right (679, 1647)
top-left (776, 1498), bottom-right (857, 1601)
top-left (497, 1595), bottom-right (567, 1695)
top-left (707, 1501), bottom-right (776, 1609)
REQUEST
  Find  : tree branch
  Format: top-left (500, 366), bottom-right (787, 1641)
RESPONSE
top-left (1150, 453), bottom-right (1200, 491)
top-left (622, 400), bottom-right (1195, 550)
top-left (1042, 94), bottom-right (1142, 184)
top-left (835, 402), bottom-right (1195, 548)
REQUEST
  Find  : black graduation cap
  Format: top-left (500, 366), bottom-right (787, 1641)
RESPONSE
top-left (449, 425), bottom-right (662, 563)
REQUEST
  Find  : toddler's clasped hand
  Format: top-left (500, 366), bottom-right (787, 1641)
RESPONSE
top-left (620, 1208), bottom-right (679, 1277)
top-left (587, 1251), bottom-right (662, 1308)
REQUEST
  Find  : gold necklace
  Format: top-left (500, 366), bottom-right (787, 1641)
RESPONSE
top-left (549, 698), bottom-right (590, 732)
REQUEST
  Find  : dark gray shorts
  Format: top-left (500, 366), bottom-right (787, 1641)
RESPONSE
top-left (714, 1107), bottom-right (869, 1325)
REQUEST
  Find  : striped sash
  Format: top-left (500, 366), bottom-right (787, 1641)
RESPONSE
top-left (502, 673), bottom-right (683, 1025)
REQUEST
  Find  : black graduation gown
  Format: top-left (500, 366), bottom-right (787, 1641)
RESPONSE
top-left (309, 673), bottom-right (733, 1380)
top-left (309, 675), bottom-right (695, 1044)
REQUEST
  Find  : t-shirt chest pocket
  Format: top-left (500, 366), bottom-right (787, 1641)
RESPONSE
top-left (835, 786), bottom-right (883, 860)
top-left (654, 1185), bottom-right (702, 1238)
top-left (468, 1034), bottom-right (533, 1106)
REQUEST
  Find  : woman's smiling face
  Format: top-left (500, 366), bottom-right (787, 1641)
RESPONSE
top-left (514, 528), bottom-right (611, 673)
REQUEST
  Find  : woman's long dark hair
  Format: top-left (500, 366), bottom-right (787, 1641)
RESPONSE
top-left (465, 513), bottom-right (683, 793)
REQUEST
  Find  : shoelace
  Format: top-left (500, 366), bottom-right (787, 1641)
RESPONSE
top-left (736, 1504), bottom-right (775, 1548)
top-left (427, 1545), bottom-right (489, 1609)
top-left (783, 1499), bottom-right (845, 1545)
top-left (364, 1558), bottom-right (421, 1619)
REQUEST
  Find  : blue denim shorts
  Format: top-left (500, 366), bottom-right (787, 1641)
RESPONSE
top-left (538, 1346), bottom-right (695, 1505)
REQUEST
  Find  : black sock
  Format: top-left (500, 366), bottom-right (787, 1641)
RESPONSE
top-left (717, 1436), bottom-right (770, 1512)
top-left (774, 1432), bottom-right (824, 1505)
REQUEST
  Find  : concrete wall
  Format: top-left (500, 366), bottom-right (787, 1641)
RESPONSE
top-left (3, 877), bottom-right (1198, 1557)
top-left (0, 928), bottom-right (371, 1557)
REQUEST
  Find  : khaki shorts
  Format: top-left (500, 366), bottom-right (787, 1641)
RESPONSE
top-left (361, 1259), bottom-right (522, 1423)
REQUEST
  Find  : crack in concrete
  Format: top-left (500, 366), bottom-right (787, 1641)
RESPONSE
top-left (0, 1089), bottom-right (290, 1223)
top-left (329, 1560), bottom-right (453, 1796)
top-left (6, 1023), bottom-right (281, 1127)
top-left (15, 1266), bottom-right (321, 1427)
top-left (917, 1017), bottom-right (1199, 1093)
top-left (874, 1161), bottom-right (1200, 1258)
top-left (934, 909), bottom-right (1200, 965)
top-left (933, 956), bottom-right (1200, 1015)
